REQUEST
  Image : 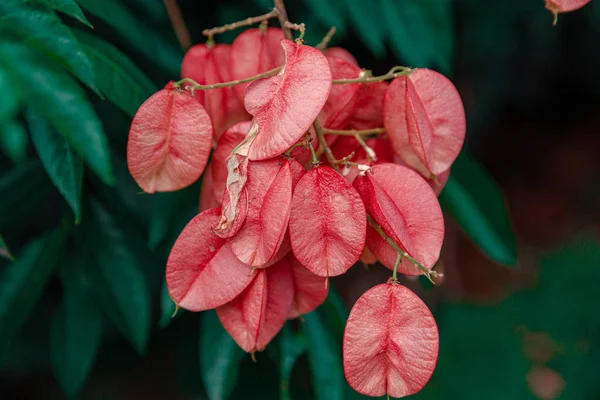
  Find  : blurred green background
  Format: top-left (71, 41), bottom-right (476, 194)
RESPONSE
top-left (1, 0), bottom-right (600, 399)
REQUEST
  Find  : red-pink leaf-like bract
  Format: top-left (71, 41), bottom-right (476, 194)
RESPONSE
top-left (289, 166), bottom-right (366, 277)
top-left (324, 47), bottom-right (359, 67)
top-left (383, 69), bottom-right (465, 176)
top-left (166, 208), bottom-right (253, 311)
top-left (217, 258), bottom-right (294, 352)
top-left (287, 255), bottom-right (328, 319)
top-left (245, 39), bottom-right (332, 160)
top-left (181, 44), bottom-right (249, 139)
top-left (211, 121), bottom-right (250, 201)
top-left (230, 27), bottom-right (285, 102)
top-left (230, 159), bottom-right (292, 266)
top-left (545, 0), bottom-right (591, 17)
top-left (353, 163), bottom-right (444, 274)
top-left (343, 283), bottom-right (439, 397)
top-left (127, 82), bottom-right (212, 193)
top-left (199, 168), bottom-right (220, 212)
top-left (347, 81), bottom-right (388, 130)
top-left (318, 56), bottom-right (361, 130)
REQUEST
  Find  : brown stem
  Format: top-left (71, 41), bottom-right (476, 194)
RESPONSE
top-left (323, 128), bottom-right (386, 136)
top-left (173, 66), bottom-right (282, 90)
top-left (316, 26), bottom-right (336, 50)
top-left (313, 122), bottom-right (340, 172)
top-left (333, 66), bottom-right (413, 84)
top-left (163, 0), bottom-right (192, 50)
top-left (274, 0), bottom-right (293, 40)
top-left (354, 133), bottom-right (377, 162)
top-left (202, 9), bottom-right (279, 38)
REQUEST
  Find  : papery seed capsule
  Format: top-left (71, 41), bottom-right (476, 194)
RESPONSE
top-left (217, 258), bottom-right (294, 352)
top-left (353, 163), bottom-right (444, 274)
top-left (245, 40), bottom-right (332, 160)
top-left (166, 208), bottom-right (253, 311)
top-left (343, 283), bottom-right (439, 397)
top-left (383, 69), bottom-right (465, 177)
top-left (289, 166), bottom-right (366, 277)
top-left (127, 82), bottom-right (212, 193)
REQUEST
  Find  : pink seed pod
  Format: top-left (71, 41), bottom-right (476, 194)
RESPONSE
top-left (343, 283), bottom-right (439, 397)
top-left (353, 163), bottom-right (444, 274)
top-left (166, 208), bottom-right (254, 311)
top-left (230, 27), bottom-right (285, 102)
top-left (287, 254), bottom-right (328, 319)
top-left (383, 69), bottom-right (465, 177)
top-left (217, 258), bottom-right (294, 353)
top-left (545, 0), bottom-right (591, 24)
top-left (181, 44), bottom-right (249, 139)
top-left (289, 166), bottom-right (366, 277)
top-left (127, 82), bottom-right (213, 193)
top-left (318, 56), bottom-right (361, 130)
top-left (229, 158), bottom-right (293, 267)
top-left (245, 39), bottom-right (332, 160)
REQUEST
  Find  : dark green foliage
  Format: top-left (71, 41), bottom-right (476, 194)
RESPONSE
top-left (2, 0), bottom-right (593, 398)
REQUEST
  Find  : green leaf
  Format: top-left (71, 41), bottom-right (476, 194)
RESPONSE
top-left (85, 199), bottom-right (150, 354)
top-left (0, 233), bottom-right (12, 261)
top-left (50, 258), bottom-right (103, 399)
top-left (381, 0), bottom-right (456, 74)
top-left (0, 42), bottom-right (114, 185)
top-left (344, 0), bottom-right (386, 57)
top-left (0, 0), bottom-right (99, 95)
top-left (303, 0), bottom-right (346, 32)
top-left (280, 324), bottom-right (306, 400)
top-left (200, 310), bottom-right (246, 400)
top-left (72, 30), bottom-right (156, 118)
top-left (147, 183), bottom-right (200, 249)
top-left (158, 280), bottom-right (182, 328)
top-left (27, 110), bottom-right (83, 223)
top-left (302, 311), bottom-right (345, 400)
top-left (0, 230), bottom-right (66, 362)
top-left (318, 286), bottom-right (348, 341)
top-left (0, 119), bottom-right (28, 164)
top-left (77, 0), bottom-right (182, 76)
top-left (31, 0), bottom-right (93, 28)
top-left (0, 160), bottom-right (53, 229)
top-left (439, 153), bottom-right (517, 266)
top-left (0, 67), bottom-right (20, 124)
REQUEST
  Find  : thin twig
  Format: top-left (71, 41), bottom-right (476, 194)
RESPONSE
top-left (164, 0), bottom-right (192, 50)
top-left (202, 9), bottom-right (279, 38)
top-left (313, 122), bottom-right (340, 172)
top-left (284, 21), bottom-right (306, 39)
top-left (173, 66), bottom-right (282, 91)
top-left (354, 134), bottom-right (377, 162)
top-left (274, 0), bottom-right (293, 40)
top-left (323, 128), bottom-right (386, 137)
top-left (316, 26), bottom-right (336, 50)
top-left (333, 66), bottom-right (414, 84)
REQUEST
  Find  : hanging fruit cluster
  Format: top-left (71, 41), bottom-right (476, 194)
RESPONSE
top-left (127, 6), bottom-right (465, 397)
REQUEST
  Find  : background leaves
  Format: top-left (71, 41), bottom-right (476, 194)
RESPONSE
top-left (1, 0), bottom-right (595, 398)
top-left (440, 153), bottom-right (518, 266)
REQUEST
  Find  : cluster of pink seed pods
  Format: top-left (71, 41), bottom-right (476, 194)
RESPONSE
top-left (127, 21), bottom-right (466, 397)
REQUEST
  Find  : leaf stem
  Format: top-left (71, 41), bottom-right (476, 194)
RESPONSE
top-left (274, 0), bottom-right (293, 40)
top-left (202, 9), bottom-right (280, 38)
top-left (366, 215), bottom-right (440, 283)
top-left (312, 122), bottom-right (340, 172)
top-left (163, 0), bottom-right (192, 50)
top-left (316, 26), bottom-right (336, 50)
top-left (333, 66), bottom-right (414, 84)
top-left (354, 133), bottom-right (377, 162)
top-left (173, 66), bottom-right (282, 90)
top-left (323, 128), bottom-right (386, 136)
